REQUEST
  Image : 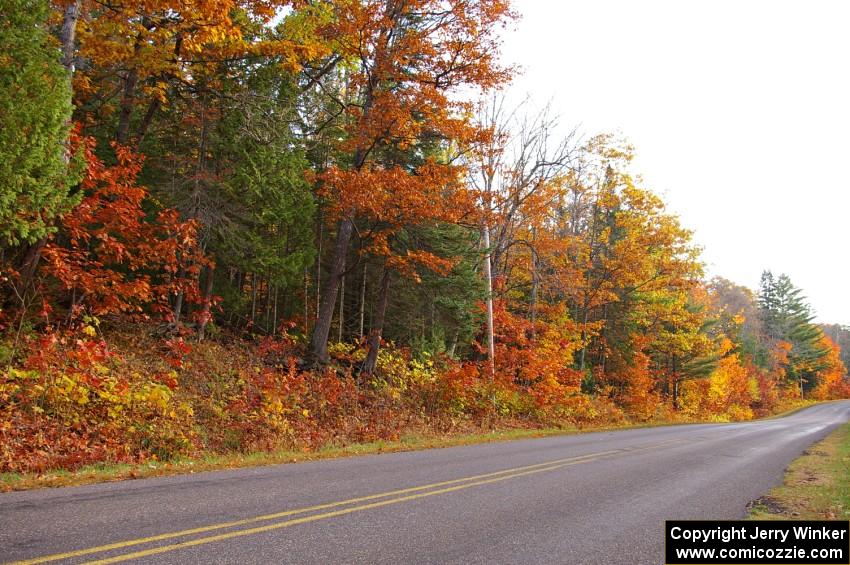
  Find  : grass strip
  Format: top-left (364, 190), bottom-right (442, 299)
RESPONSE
top-left (748, 421), bottom-right (850, 520)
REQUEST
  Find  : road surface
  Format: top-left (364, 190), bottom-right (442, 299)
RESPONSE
top-left (2, 401), bottom-right (849, 565)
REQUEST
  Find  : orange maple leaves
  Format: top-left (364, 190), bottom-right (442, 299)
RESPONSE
top-left (41, 130), bottom-right (206, 319)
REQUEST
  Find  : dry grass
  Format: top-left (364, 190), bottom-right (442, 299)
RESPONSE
top-left (748, 422), bottom-right (850, 520)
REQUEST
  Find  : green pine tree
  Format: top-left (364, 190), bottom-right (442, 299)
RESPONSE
top-left (0, 0), bottom-right (77, 247)
top-left (758, 272), bottom-right (830, 392)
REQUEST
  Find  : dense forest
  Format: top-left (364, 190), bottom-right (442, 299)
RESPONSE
top-left (1, 0), bottom-right (847, 475)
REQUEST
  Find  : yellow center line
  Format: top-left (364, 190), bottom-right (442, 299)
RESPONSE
top-left (9, 439), bottom-right (687, 565)
top-left (83, 459), bottom-right (596, 565)
top-left (9, 451), bottom-right (614, 565)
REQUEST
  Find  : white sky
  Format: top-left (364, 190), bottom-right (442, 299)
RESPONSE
top-left (501, 0), bottom-right (850, 325)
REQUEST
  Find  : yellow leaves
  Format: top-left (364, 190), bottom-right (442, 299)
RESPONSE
top-left (144, 81), bottom-right (170, 105)
top-left (716, 337), bottom-right (735, 356)
top-left (748, 375), bottom-right (761, 402)
top-left (70, 0), bottom-right (332, 120)
top-left (706, 353), bottom-right (755, 419)
top-left (811, 335), bottom-right (849, 400)
top-left (262, 396), bottom-right (284, 416)
top-left (58, 374), bottom-right (89, 405)
top-left (327, 341), bottom-right (363, 361)
top-left (141, 383), bottom-right (172, 412)
top-left (5, 367), bottom-right (38, 381)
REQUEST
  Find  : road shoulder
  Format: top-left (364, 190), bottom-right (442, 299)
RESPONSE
top-left (748, 421), bottom-right (850, 520)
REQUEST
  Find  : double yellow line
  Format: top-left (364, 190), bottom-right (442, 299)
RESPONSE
top-left (11, 441), bottom-right (682, 564)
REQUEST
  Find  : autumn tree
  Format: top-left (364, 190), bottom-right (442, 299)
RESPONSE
top-left (469, 96), bottom-right (576, 369)
top-left (820, 323), bottom-right (850, 371)
top-left (69, 0), bottom-right (328, 146)
top-left (811, 335), bottom-right (849, 400)
top-left (707, 277), bottom-right (765, 364)
top-left (41, 135), bottom-right (204, 320)
top-left (307, 0), bottom-right (514, 365)
top-left (472, 98), bottom-right (575, 280)
top-left (532, 135), bottom-right (705, 406)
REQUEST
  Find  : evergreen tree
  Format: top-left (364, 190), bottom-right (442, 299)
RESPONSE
top-left (757, 270), bottom-right (779, 341)
top-left (384, 223), bottom-right (486, 359)
top-left (0, 0), bottom-right (77, 246)
top-left (758, 271), bottom-right (830, 393)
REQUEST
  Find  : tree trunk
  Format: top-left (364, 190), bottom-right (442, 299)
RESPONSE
top-left (172, 267), bottom-right (185, 324)
top-left (338, 253), bottom-right (346, 342)
top-left (18, 238), bottom-right (47, 292)
top-left (482, 225), bottom-right (495, 376)
top-left (173, 290), bottom-right (184, 324)
top-left (671, 355), bottom-right (679, 409)
top-left (136, 98), bottom-right (160, 146)
top-left (530, 243), bottom-right (538, 340)
top-left (578, 302), bottom-right (589, 371)
top-left (304, 268), bottom-right (310, 335)
top-left (264, 274), bottom-right (272, 331)
top-left (198, 264), bottom-right (215, 341)
top-left (273, 285), bottom-right (279, 335)
top-left (600, 303), bottom-right (609, 374)
top-left (360, 266), bottom-right (390, 377)
top-left (429, 292), bottom-right (435, 339)
top-left (315, 213), bottom-right (322, 322)
top-left (310, 216), bottom-right (354, 363)
top-left (116, 66), bottom-right (139, 145)
top-left (673, 379), bottom-right (680, 410)
top-left (60, 1), bottom-right (80, 73)
top-left (308, 47), bottom-right (376, 363)
top-left (359, 262), bottom-right (367, 339)
top-left (250, 273), bottom-right (258, 326)
top-left (136, 34), bottom-right (180, 146)
top-left (448, 331), bottom-right (458, 358)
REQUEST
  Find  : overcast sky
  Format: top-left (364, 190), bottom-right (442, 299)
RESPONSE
top-left (500, 0), bottom-right (849, 325)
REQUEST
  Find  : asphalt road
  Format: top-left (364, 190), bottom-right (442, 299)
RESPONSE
top-left (2, 401), bottom-right (849, 565)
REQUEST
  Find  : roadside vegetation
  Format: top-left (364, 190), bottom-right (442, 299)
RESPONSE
top-left (749, 422), bottom-right (850, 520)
top-left (1, 0), bottom-right (848, 487)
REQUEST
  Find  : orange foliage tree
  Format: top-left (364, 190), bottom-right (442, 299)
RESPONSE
top-left (812, 335), bottom-right (850, 400)
top-left (41, 132), bottom-right (205, 321)
top-left (66, 0), bottom-right (329, 144)
top-left (308, 0), bottom-right (515, 364)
